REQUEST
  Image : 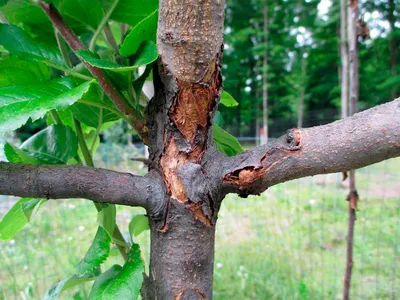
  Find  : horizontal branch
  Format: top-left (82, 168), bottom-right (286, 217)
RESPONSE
top-left (38, 1), bottom-right (146, 139)
top-left (220, 99), bottom-right (400, 196)
top-left (0, 163), bottom-right (166, 218)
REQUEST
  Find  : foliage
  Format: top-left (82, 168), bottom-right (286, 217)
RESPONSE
top-left (0, 0), bottom-right (243, 297)
top-left (223, 0), bottom-right (399, 137)
top-left (0, 0), bottom-right (398, 298)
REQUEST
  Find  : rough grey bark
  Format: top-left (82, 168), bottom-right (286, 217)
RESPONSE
top-left (143, 0), bottom-right (225, 298)
top-left (343, 1), bottom-right (359, 298)
top-left (220, 99), bottom-right (400, 196)
top-left (0, 162), bottom-right (166, 218)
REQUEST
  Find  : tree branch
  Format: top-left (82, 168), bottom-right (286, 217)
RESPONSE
top-left (0, 162), bottom-right (166, 219)
top-left (38, 1), bottom-right (146, 139)
top-left (219, 99), bottom-right (400, 196)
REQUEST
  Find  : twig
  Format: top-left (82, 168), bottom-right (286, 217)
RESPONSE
top-left (39, 1), bottom-right (146, 139)
top-left (89, 0), bottom-right (119, 52)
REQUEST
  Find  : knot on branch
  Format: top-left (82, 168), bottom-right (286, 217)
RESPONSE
top-left (285, 128), bottom-right (302, 150)
top-left (346, 189), bottom-right (359, 210)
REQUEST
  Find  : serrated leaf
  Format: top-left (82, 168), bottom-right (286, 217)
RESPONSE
top-left (0, 56), bottom-right (50, 87)
top-left (129, 215), bottom-right (150, 238)
top-left (101, 244), bottom-right (144, 299)
top-left (0, 24), bottom-right (64, 67)
top-left (43, 269), bottom-right (100, 300)
top-left (98, 204), bottom-right (116, 237)
top-left (88, 265), bottom-right (122, 300)
top-left (77, 41), bottom-right (158, 72)
top-left (0, 198), bottom-right (45, 240)
top-left (0, 77), bottom-right (93, 134)
top-left (220, 91), bottom-right (239, 107)
top-left (14, 124), bottom-right (78, 164)
top-left (76, 227), bottom-right (112, 276)
top-left (120, 9), bottom-right (158, 57)
top-left (213, 124), bottom-right (243, 157)
top-left (101, 0), bottom-right (158, 27)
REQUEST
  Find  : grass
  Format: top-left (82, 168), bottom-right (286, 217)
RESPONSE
top-left (0, 156), bottom-right (399, 299)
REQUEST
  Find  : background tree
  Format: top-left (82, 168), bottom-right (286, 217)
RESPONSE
top-left (0, 0), bottom-right (399, 298)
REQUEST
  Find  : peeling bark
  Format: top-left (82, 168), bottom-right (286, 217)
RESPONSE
top-left (144, 0), bottom-right (225, 298)
top-left (0, 1), bottom-right (399, 299)
top-left (219, 99), bottom-right (400, 197)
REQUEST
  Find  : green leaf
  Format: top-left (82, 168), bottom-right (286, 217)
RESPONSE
top-left (52, 0), bottom-right (104, 32)
top-left (0, 198), bottom-right (45, 240)
top-left (77, 41), bottom-right (158, 72)
top-left (100, 244), bottom-right (144, 299)
top-left (120, 9), bottom-right (158, 57)
top-left (101, 0), bottom-right (158, 27)
top-left (76, 226), bottom-right (112, 276)
top-left (4, 143), bottom-right (42, 164)
top-left (0, 0), bottom-right (8, 7)
top-left (71, 85), bottom-right (120, 128)
top-left (129, 215), bottom-right (150, 238)
top-left (43, 269), bottom-right (100, 300)
top-left (98, 204), bottom-right (116, 237)
top-left (0, 77), bottom-right (93, 134)
top-left (220, 91), bottom-right (239, 107)
top-left (213, 124), bottom-right (243, 157)
top-left (12, 124), bottom-right (78, 164)
top-left (47, 107), bottom-right (75, 130)
top-left (0, 0), bottom-right (50, 27)
top-left (0, 56), bottom-right (50, 87)
top-left (0, 24), bottom-right (64, 67)
top-left (88, 265), bottom-right (122, 300)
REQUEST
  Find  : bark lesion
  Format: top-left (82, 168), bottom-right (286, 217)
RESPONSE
top-left (222, 128), bottom-right (302, 194)
top-left (157, 51), bottom-right (222, 226)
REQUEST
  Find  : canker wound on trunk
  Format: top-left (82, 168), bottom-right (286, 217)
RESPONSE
top-left (159, 57), bottom-right (221, 226)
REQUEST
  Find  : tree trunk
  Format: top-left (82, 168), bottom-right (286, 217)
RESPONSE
top-left (262, 1), bottom-right (269, 144)
top-left (388, 0), bottom-right (398, 99)
top-left (343, 1), bottom-right (359, 299)
top-left (143, 0), bottom-right (225, 298)
top-left (340, 0), bottom-right (349, 118)
top-left (297, 51), bottom-right (306, 128)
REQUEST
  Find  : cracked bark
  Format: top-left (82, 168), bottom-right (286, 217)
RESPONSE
top-left (219, 99), bottom-right (400, 197)
top-left (0, 0), bottom-right (399, 299)
top-left (142, 1), bottom-right (225, 298)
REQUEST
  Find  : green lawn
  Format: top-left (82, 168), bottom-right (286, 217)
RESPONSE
top-left (0, 157), bottom-right (399, 299)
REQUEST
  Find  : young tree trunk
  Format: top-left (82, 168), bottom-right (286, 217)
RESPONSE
top-left (297, 51), bottom-right (306, 128)
top-left (343, 1), bottom-right (359, 299)
top-left (262, 0), bottom-right (269, 143)
top-left (1, 2), bottom-right (400, 299)
top-left (388, 0), bottom-right (398, 99)
top-left (142, 1), bottom-right (225, 298)
top-left (340, 0), bottom-right (349, 118)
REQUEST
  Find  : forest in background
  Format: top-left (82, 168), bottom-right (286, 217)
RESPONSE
top-left (221, 0), bottom-right (399, 138)
top-left (5, 0), bottom-right (400, 144)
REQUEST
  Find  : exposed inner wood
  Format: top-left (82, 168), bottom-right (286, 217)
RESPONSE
top-left (223, 159), bottom-right (282, 191)
top-left (159, 57), bottom-right (221, 225)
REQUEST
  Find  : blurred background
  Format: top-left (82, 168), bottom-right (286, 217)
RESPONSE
top-left (1, 0), bottom-right (399, 299)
